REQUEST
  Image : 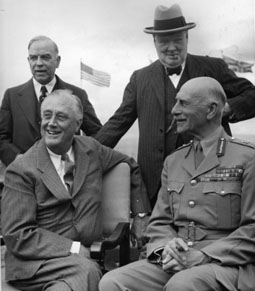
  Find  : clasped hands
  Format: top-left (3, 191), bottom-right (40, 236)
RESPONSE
top-left (161, 238), bottom-right (210, 273)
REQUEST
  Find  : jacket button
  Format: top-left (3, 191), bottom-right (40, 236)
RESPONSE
top-left (188, 200), bottom-right (195, 208)
top-left (190, 179), bottom-right (197, 186)
top-left (187, 241), bottom-right (194, 247)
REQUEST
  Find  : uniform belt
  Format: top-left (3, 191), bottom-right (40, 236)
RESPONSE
top-left (177, 223), bottom-right (232, 241)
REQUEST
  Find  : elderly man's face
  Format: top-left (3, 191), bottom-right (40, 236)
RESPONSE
top-left (41, 94), bottom-right (81, 155)
top-left (28, 39), bottom-right (60, 85)
top-left (154, 31), bottom-right (188, 68)
top-left (171, 88), bottom-right (209, 139)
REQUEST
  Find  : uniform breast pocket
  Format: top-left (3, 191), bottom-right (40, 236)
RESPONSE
top-left (167, 181), bottom-right (185, 218)
top-left (203, 182), bottom-right (241, 228)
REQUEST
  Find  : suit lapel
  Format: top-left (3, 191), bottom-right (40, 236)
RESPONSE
top-left (177, 54), bottom-right (205, 90)
top-left (150, 61), bottom-right (166, 110)
top-left (37, 141), bottom-right (71, 200)
top-left (182, 144), bottom-right (196, 175)
top-left (53, 75), bottom-right (67, 90)
top-left (72, 137), bottom-right (90, 197)
top-left (193, 144), bottom-right (220, 178)
top-left (17, 79), bottom-right (40, 132)
top-left (183, 138), bottom-right (221, 178)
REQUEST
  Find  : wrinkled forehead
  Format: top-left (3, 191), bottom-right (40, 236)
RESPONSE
top-left (42, 95), bottom-right (74, 112)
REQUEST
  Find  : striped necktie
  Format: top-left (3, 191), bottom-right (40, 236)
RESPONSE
top-left (62, 154), bottom-right (75, 193)
top-left (39, 86), bottom-right (48, 104)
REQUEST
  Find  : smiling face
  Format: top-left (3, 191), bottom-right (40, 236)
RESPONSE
top-left (41, 91), bottom-right (82, 155)
top-left (27, 38), bottom-right (61, 85)
top-left (154, 31), bottom-right (188, 68)
top-left (171, 78), bottom-right (214, 140)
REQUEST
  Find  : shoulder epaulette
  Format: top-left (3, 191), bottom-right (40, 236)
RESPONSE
top-left (229, 137), bottom-right (255, 149)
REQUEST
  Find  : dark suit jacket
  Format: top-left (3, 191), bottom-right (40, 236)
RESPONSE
top-left (0, 75), bottom-right (102, 166)
top-left (1, 136), bottom-right (150, 281)
top-left (95, 54), bottom-right (255, 202)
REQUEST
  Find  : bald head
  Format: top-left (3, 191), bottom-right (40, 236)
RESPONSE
top-left (172, 77), bottom-right (227, 140)
top-left (181, 77), bottom-right (226, 108)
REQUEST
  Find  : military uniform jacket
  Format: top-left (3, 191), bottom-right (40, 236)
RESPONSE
top-left (147, 130), bottom-right (255, 291)
top-left (95, 54), bottom-right (255, 202)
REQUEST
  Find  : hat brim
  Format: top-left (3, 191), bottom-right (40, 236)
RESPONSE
top-left (144, 22), bottom-right (196, 34)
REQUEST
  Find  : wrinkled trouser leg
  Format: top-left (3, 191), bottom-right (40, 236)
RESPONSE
top-left (99, 259), bottom-right (239, 291)
top-left (165, 264), bottom-right (238, 291)
top-left (99, 259), bottom-right (171, 291)
top-left (10, 255), bottom-right (102, 291)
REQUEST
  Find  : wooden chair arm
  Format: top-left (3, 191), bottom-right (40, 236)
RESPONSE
top-left (90, 222), bottom-right (130, 269)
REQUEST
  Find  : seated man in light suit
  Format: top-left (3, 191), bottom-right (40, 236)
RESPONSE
top-left (0, 35), bottom-right (102, 167)
top-left (1, 89), bottom-right (150, 291)
top-left (99, 77), bottom-right (255, 291)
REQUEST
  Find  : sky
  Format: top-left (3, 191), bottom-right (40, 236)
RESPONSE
top-left (0, 0), bottom-right (255, 155)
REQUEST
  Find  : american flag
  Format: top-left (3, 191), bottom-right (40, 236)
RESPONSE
top-left (80, 61), bottom-right (111, 87)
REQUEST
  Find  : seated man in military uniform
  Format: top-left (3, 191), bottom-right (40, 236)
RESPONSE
top-left (99, 77), bottom-right (255, 291)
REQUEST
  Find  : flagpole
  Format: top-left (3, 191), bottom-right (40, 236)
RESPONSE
top-left (80, 58), bottom-right (82, 88)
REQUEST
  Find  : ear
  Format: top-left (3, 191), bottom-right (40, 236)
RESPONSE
top-left (207, 102), bottom-right (218, 120)
top-left (76, 118), bottom-right (83, 132)
top-left (56, 56), bottom-right (61, 68)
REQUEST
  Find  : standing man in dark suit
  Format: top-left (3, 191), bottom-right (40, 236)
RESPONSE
top-left (0, 35), bottom-right (102, 166)
top-left (1, 89), bottom-right (150, 291)
top-left (95, 4), bottom-right (255, 207)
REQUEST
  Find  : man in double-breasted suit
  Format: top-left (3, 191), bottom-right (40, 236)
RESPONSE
top-left (1, 89), bottom-right (150, 291)
top-left (0, 35), bottom-right (102, 166)
top-left (99, 77), bottom-right (255, 291)
top-left (95, 4), bottom-right (255, 207)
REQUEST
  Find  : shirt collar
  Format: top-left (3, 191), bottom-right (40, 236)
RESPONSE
top-left (194, 126), bottom-right (223, 156)
top-left (46, 146), bottom-right (74, 173)
top-left (33, 76), bottom-right (57, 99)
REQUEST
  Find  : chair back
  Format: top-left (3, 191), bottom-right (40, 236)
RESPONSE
top-left (101, 163), bottom-right (130, 235)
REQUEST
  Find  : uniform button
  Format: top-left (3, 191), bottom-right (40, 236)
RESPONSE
top-left (220, 190), bottom-right (225, 194)
top-left (190, 179), bottom-right (197, 186)
top-left (188, 200), bottom-right (195, 208)
top-left (187, 241), bottom-right (194, 247)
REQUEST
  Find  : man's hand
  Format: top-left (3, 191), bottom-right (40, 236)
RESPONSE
top-left (223, 102), bottom-right (233, 117)
top-left (184, 248), bottom-right (211, 268)
top-left (161, 238), bottom-right (211, 273)
top-left (130, 215), bottom-right (149, 249)
top-left (78, 244), bottom-right (90, 259)
top-left (161, 238), bottom-right (188, 272)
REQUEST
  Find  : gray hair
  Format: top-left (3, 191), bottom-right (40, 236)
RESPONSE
top-left (42, 89), bottom-right (84, 120)
top-left (28, 35), bottom-right (59, 54)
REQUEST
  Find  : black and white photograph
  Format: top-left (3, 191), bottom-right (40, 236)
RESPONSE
top-left (1, 0), bottom-right (255, 290)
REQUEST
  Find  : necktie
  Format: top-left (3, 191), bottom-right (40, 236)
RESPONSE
top-left (62, 154), bottom-right (75, 193)
top-left (39, 86), bottom-right (48, 104)
top-left (166, 66), bottom-right (182, 76)
top-left (194, 142), bottom-right (204, 168)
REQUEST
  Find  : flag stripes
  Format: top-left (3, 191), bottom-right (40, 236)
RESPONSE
top-left (80, 61), bottom-right (111, 87)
